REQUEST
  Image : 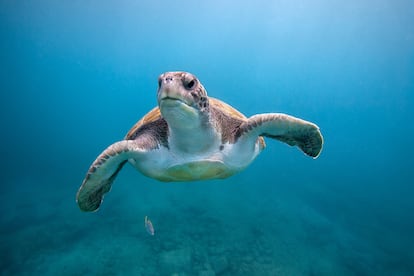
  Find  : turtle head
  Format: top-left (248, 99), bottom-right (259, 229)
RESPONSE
top-left (157, 71), bottom-right (209, 129)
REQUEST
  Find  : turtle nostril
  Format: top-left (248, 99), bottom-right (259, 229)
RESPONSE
top-left (165, 76), bottom-right (173, 82)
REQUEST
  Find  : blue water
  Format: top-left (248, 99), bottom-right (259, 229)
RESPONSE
top-left (1, 1), bottom-right (413, 275)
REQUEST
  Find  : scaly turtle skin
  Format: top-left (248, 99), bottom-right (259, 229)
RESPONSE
top-left (76, 71), bottom-right (323, 212)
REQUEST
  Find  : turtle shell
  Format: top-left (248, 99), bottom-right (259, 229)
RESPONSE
top-left (126, 98), bottom-right (245, 138)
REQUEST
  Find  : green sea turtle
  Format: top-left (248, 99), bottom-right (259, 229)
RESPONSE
top-left (76, 71), bottom-right (323, 212)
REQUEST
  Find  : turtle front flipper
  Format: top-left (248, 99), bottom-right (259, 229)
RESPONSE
top-left (239, 113), bottom-right (323, 158)
top-left (76, 140), bottom-right (136, 212)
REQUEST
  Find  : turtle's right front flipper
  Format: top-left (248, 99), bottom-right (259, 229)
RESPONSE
top-left (76, 140), bottom-right (136, 212)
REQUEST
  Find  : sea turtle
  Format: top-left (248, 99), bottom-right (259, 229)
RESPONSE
top-left (76, 71), bottom-right (323, 212)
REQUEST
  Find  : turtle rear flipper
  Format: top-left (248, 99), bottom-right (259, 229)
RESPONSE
top-left (238, 113), bottom-right (323, 158)
top-left (76, 141), bottom-right (134, 212)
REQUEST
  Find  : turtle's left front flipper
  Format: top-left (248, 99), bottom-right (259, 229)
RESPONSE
top-left (239, 113), bottom-right (323, 158)
top-left (76, 140), bottom-right (138, 212)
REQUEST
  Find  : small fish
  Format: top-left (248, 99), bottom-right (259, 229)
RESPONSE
top-left (144, 216), bottom-right (155, 236)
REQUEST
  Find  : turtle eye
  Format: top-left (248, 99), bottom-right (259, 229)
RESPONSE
top-left (184, 79), bottom-right (196, 90)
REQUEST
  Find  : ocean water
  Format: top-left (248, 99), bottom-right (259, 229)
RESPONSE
top-left (1, 0), bottom-right (413, 275)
